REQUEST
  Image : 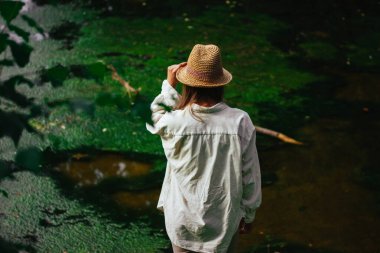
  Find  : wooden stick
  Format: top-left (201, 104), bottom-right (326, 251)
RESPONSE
top-left (256, 126), bottom-right (303, 145)
top-left (107, 64), bottom-right (141, 98)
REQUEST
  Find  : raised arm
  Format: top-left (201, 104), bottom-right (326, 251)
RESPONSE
top-left (146, 63), bottom-right (186, 135)
top-left (239, 113), bottom-right (262, 224)
top-left (145, 79), bottom-right (181, 135)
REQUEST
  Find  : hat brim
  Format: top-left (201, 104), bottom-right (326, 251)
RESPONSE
top-left (176, 65), bottom-right (232, 87)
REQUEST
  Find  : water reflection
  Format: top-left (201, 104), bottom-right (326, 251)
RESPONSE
top-left (53, 153), bottom-right (152, 187)
top-left (49, 151), bottom-right (163, 215)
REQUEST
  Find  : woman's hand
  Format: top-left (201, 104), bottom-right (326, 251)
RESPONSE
top-left (167, 62), bottom-right (187, 88)
top-left (239, 218), bottom-right (253, 234)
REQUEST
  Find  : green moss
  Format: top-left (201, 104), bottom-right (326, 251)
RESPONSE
top-left (0, 171), bottom-right (169, 253)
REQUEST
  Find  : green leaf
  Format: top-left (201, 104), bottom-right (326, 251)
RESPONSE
top-left (8, 40), bottom-right (33, 67)
top-left (0, 189), bottom-right (8, 198)
top-left (0, 1), bottom-right (24, 23)
top-left (8, 23), bottom-right (30, 42)
top-left (21, 14), bottom-right (45, 34)
top-left (15, 147), bottom-right (42, 172)
top-left (0, 33), bottom-right (8, 54)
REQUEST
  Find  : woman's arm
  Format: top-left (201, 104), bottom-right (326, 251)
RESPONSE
top-left (145, 62), bottom-right (186, 135)
top-left (239, 113), bottom-right (262, 225)
top-left (145, 79), bottom-right (181, 135)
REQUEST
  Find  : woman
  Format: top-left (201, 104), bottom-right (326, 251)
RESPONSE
top-left (146, 44), bottom-right (262, 253)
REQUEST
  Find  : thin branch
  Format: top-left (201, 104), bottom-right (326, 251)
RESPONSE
top-left (256, 125), bottom-right (303, 145)
top-left (106, 64), bottom-right (141, 99)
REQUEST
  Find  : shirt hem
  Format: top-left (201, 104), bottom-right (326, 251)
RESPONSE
top-left (171, 238), bottom-right (229, 253)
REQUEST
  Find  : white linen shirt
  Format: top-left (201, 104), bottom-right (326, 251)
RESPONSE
top-left (146, 79), bottom-right (262, 253)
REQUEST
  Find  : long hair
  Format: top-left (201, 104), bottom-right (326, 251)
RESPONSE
top-left (174, 84), bottom-right (225, 123)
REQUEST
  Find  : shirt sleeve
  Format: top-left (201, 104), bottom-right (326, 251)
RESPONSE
top-left (145, 79), bottom-right (181, 135)
top-left (239, 113), bottom-right (262, 223)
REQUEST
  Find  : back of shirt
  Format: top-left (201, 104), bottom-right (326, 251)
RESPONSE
top-left (159, 103), bottom-right (249, 200)
top-left (146, 80), bottom-right (261, 253)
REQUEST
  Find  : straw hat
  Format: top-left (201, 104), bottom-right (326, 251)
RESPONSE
top-left (176, 44), bottom-right (232, 87)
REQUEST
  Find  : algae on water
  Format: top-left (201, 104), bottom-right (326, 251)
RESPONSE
top-left (0, 171), bottom-right (169, 253)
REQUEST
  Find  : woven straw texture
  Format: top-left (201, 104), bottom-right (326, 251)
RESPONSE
top-left (176, 44), bottom-right (232, 87)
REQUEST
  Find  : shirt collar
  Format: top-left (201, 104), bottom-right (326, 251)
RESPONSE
top-left (189, 101), bottom-right (228, 113)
